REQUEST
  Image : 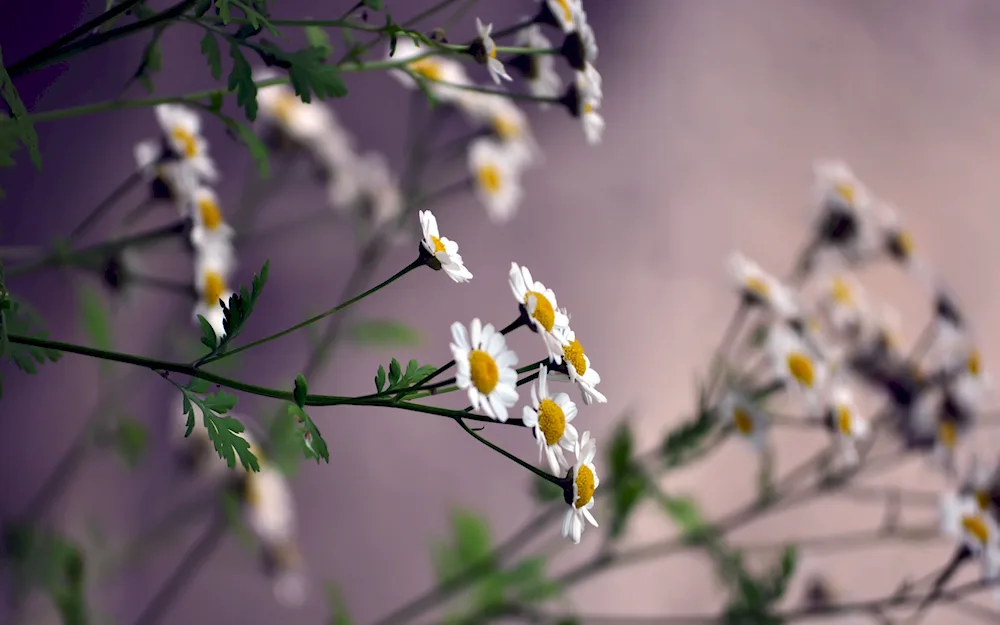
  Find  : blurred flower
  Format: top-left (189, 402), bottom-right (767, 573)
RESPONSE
top-left (255, 68), bottom-right (337, 148)
top-left (537, 0), bottom-right (581, 34)
top-left (826, 383), bottom-right (869, 466)
top-left (473, 18), bottom-right (512, 85)
top-left (522, 364), bottom-right (579, 474)
top-left (728, 252), bottom-right (799, 320)
top-left (450, 318), bottom-right (519, 422)
top-left (192, 245), bottom-right (236, 340)
top-left (511, 25), bottom-right (563, 105)
top-left (509, 262), bottom-right (570, 361)
top-left (817, 273), bottom-right (869, 338)
top-left (328, 152), bottom-right (403, 243)
top-left (560, 63), bottom-right (604, 144)
top-left (153, 104), bottom-right (218, 182)
top-left (767, 323), bottom-right (827, 400)
top-left (719, 390), bottom-right (769, 450)
top-left (468, 138), bottom-right (525, 222)
top-left (562, 430), bottom-right (599, 544)
top-left (419, 210), bottom-right (473, 283)
top-left (939, 491), bottom-right (1000, 592)
top-left (461, 95), bottom-right (539, 167)
top-left (388, 39), bottom-right (473, 104)
top-left (133, 141), bottom-right (199, 209)
top-left (242, 465), bottom-right (307, 608)
top-left (551, 327), bottom-right (606, 405)
top-left (189, 186), bottom-right (235, 250)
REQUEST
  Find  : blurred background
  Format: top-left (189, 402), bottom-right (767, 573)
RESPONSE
top-left (4, 0), bottom-right (1000, 623)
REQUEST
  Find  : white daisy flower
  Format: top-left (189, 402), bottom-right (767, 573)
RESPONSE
top-left (827, 384), bottom-right (869, 466)
top-left (328, 152), bottom-right (403, 243)
top-left (460, 95), bottom-right (539, 167)
top-left (568, 64), bottom-right (604, 145)
top-left (450, 318), bottom-right (519, 422)
top-left (960, 455), bottom-right (996, 515)
top-left (242, 465), bottom-right (307, 608)
top-left (514, 25), bottom-right (563, 105)
top-left (574, 12), bottom-right (599, 63)
top-left (133, 140), bottom-right (199, 207)
top-left (419, 210), bottom-right (473, 283)
top-left (153, 104), bottom-right (217, 182)
top-left (388, 39), bottom-right (473, 104)
top-left (728, 252), bottom-right (799, 320)
top-left (818, 273), bottom-right (868, 337)
top-left (475, 18), bottom-right (512, 85)
top-left (552, 328), bottom-right (606, 405)
top-left (719, 390), bottom-right (769, 450)
top-left (540, 0), bottom-right (581, 33)
top-left (767, 323), bottom-right (827, 399)
top-left (193, 246), bottom-right (236, 341)
top-left (562, 430), bottom-right (600, 544)
top-left (813, 160), bottom-right (872, 215)
top-left (522, 364), bottom-right (579, 475)
top-left (939, 492), bottom-right (1000, 590)
top-left (468, 138), bottom-right (525, 223)
top-left (255, 68), bottom-right (335, 145)
top-left (189, 186), bottom-right (235, 249)
top-left (509, 263), bottom-right (570, 360)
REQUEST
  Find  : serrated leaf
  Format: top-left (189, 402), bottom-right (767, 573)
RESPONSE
top-left (284, 46), bottom-right (348, 102)
top-left (130, 26), bottom-right (167, 94)
top-left (114, 418), bottom-right (147, 470)
top-left (388, 358), bottom-right (401, 385)
top-left (2, 296), bottom-right (61, 377)
top-left (200, 31), bottom-right (223, 80)
top-left (76, 283), bottom-right (112, 351)
top-left (375, 364), bottom-right (386, 392)
top-left (293, 374), bottom-right (308, 408)
top-left (197, 314), bottom-right (218, 350)
top-left (197, 261), bottom-right (269, 363)
top-left (179, 386), bottom-right (258, 471)
top-left (288, 403), bottom-right (330, 463)
top-left (0, 44), bottom-right (41, 170)
top-left (304, 25), bottom-right (333, 59)
top-left (227, 42), bottom-right (258, 121)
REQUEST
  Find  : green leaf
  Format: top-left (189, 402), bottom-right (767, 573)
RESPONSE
top-left (199, 260), bottom-right (270, 361)
top-left (130, 26), bottom-right (167, 94)
top-left (114, 418), bottom-right (147, 469)
top-left (325, 582), bottom-right (354, 625)
top-left (374, 364), bottom-right (387, 393)
top-left (77, 283), bottom-right (113, 351)
top-left (0, 44), bottom-right (41, 170)
top-left (227, 42), bottom-right (258, 121)
top-left (305, 25), bottom-right (333, 59)
top-left (197, 314), bottom-right (218, 350)
top-left (200, 31), bottom-right (223, 81)
top-left (293, 374), bottom-right (308, 408)
top-left (281, 46), bottom-right (348, 102)
top-left (388, 358), bottom-right (401, 386)
top-left (606, 419), bottom-right (647, 539)
top-left (505, 557), bottom-right (562, 603)
top-left (1, 296), bottom-right (62, 387)
top-left (3, 524), bottom-right (88, 624)
top-left (266, 407), bottom-right (304, 475)
top-left (179, 385), bottom-right (259, 471)
top-left (660, 388), bottom-right (717, 468)
top-left (350, 319), bottom-right (421, 348)
top-left (233, 120), bottom-right (270, 178)
top-left (288, 403), bottom-right (330, 463)
top-left (362, 0), bottom-right (383, 9)
top-left (454, 509), bottom-right (492, 567)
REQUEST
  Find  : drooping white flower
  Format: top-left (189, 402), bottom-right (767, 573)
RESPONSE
top-left (552, 327), bottom-right (606, 405)
top-left (562, 430), bottom-right (599, 544)
top-left (522, 364), bottom-right (579, 474)
top-left (388, 39), bottom-right (474, 104)
top-left (826, 383), bottom-right (869, 466)
top-left (719, 390), bottom-right (769, 450)
top-left (468, 138), bottom-right (525, 222)
top-left (153, 104), bottom-right (218, 182)
top-left (514, 25), bottom-right (563, 105)
top-left (509, 263), bottom-right (570, 360)
top-left (255, 67), bottom-right (336, 146)
top-left (728, 252), bottom-right (799, 320)
top-left (189, 186), bottom-right (235, 250)
top-left (540, 0), bottom-right (581, 33)
top-left (192, 245), bottom-right (236, 341)
top-left (451, 318), bottom-right (519, 422)
top-left (939, 492), bottom-right (1000, 594)
top-left (419, 210), bottom-right (473, 283)
top-left (767, 322), bottom-right (827, 400)
top-left (475, 18), bottom-right (512, 85)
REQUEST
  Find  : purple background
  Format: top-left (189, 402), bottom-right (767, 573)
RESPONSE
top-left (5, 1), bottom-right (1000, 624)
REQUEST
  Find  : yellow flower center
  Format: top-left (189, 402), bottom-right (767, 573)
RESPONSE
top-left (894, 230), bottom-right (914, 258)
top-left (583, 102), bottom-right (594, 114)
top-left (274, 92), bottom-right (298, 124)
top-left (831, 277), bottom-right (853, 306)
top-left (536, 398), bottom-right (566, 446)
top-left (525, 291), bottom-right (556, 332)
top-left (786, 352), bottom-right (815, 388)
top-left (563, 339), bottom-right (587, 376)
top-left (430, 235), bottom-right (446, 253)
top-left (409, 59), bottom-right (442, 81)
top-left (476, 164), bottom-right (502, 196)
top-left (574, 464), bottom-right (595, 508)
top-left (198, 197), bottom-right (223, 231)
top-left (555, 0), bottom-right (574, 23)
top-left (733, 408), bottom-right (754, 435)
top-left (938, 421), bottom-right (958, 449)
top-left (977, 490), bottom-right (992, 512)
top-left (171, 127), bottom-right (199, 159)
top-left (968, 350), bottom-right (982, 377)
top-left (834, 181), bottom-right (855, 206)
top-left (488, 45), bottom-right (497, 59)
top-left (469, 349), bottom-right (499, 394)
top-left (745, 276), bottom-right (770, 299)
top-left (203, 271), bottom-right (227, 307)
top-left (962, 514), bottom-right (990, 544)
top-left (493, 116), bottom-right (520, 140)
top-left (836, 405), bottom-right (853, 436)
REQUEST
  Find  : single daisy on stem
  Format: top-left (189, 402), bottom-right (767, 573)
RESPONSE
top-left (509, 262), bottom-right (570, 360)
top-left (562, 430), bottom-right (600, 544)
top-left (551, 327), bottom-right (606, 405)
top-left (470, 18), bottom-right (512, 85)
top-left (522, 364), bottom-right (579, 474)
top-left (193, 245), bottom-right (236, 341)
top-left (189, 186), bottom-right (235, 249)
top-left (468, 138), bottom-right (525, 222)
top-left (450, 318), bottom-right (519, 422)
top-left (418, 210), bottom-right (473, 283)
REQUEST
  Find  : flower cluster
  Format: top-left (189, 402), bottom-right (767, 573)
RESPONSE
top-left (133, 104), bottom-right (236, 341)
top-left (445, 257), bottom-right (607, 544)
top-left (717, 159), bottom-right (999, 599)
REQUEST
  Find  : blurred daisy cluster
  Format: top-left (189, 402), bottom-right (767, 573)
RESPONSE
top-left (719, 159), bottom-right (1000, 599)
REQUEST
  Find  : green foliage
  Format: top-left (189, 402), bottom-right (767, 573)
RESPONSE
top-left (287, 403), bottom-right (330, 463)
top-left (113, 417), bottom-right (148, 470)
top-left (660, 383), bottom-right (717, 468)
top-left (197, 260), bottom-right (270, 360)
top-left (76, 283), bottom-right (113, 351)
top-left (606, 420), bottom-right (647, 539)
top-left (227, 42), bottom-right (259, 120)
top-left (200, 31), bottom-right (223, 81)
top-left (305, 25), bottom-right (333, 59)
top-left (278, 45), bottom-right (349, 103)
top-left (431, 509), bottom-right (562, 620)
top-left (350, 319), bottom-right (421, 347)
top-left (130, 26), bottom-right (168, 94)
top-left (233, 121), bottom-right (270, 176)
top-left (362, 0), bottom-right (384, 9)
top-left (216, 0), bottom-right (279, 35)
top-left (0, 44), bottom-right (41, 183)
top-left (180, 377), bottom-right (258, 471)
top-left (0, 289), bottom-right (63, 398)
top-left (293, 373), bottom-right (308, 407)
top-left (3, 524), bottom-right (88, 625)
top-left (373, 358), bottom-right (437, 395)
top-left (325, 583), bottom-right (354, 625)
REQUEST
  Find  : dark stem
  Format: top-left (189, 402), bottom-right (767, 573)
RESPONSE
top-left (67, 170), bottom-right (144, 243)
top-left (129, 514), bottom-right (227, 625)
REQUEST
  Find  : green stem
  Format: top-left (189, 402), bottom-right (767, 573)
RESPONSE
top-left (7, 0), bottom-right (146, 77)
top-left (67, 170), bottom-right (145, 243)
top-left (201, 257), bottom-right (424, 365)
top-left (453, 416), bottom-right (562, 485)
